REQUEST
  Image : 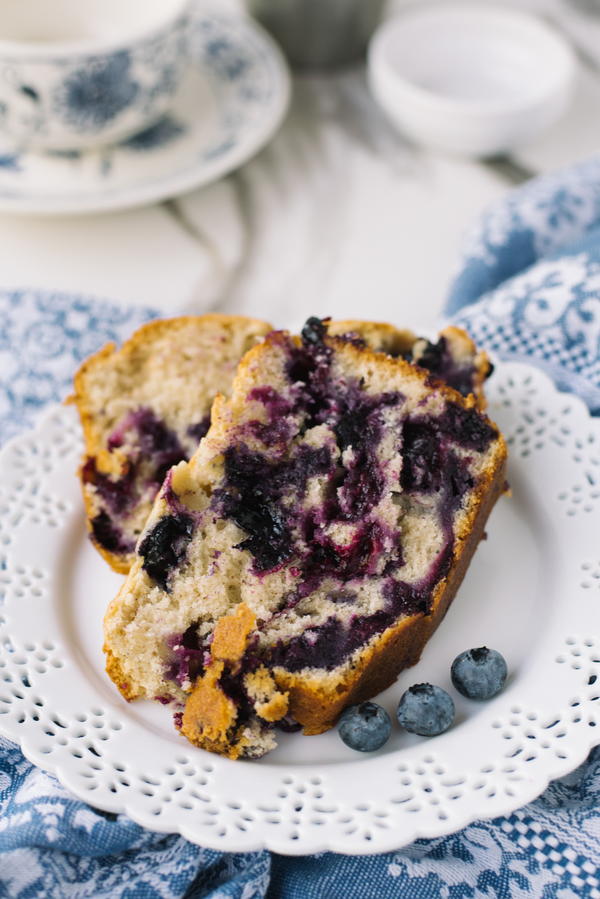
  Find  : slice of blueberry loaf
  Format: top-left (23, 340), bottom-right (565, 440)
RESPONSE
top-left (73, 316), bottom-right (488, 576)
top-left (104, 318), bottom-right (507, 759)
top-left (72, 315), bottom-right (273, 573)
top-left (73, 316), bottom-right (490, 576)
top-left (330, 321), bottom-right (492, 408)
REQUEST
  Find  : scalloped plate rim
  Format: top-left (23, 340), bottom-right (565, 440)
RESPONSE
top-left (1, 359), bottom-right (600, 855)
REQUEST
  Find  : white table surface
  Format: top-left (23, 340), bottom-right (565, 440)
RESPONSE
top-left (1, 0), bottom-right (600, 331)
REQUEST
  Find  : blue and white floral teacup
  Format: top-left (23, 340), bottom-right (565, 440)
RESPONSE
top-left (0, 0), bottom-right (191, 150)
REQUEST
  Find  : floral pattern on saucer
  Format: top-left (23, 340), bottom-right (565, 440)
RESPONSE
top-left (0, 9), bottom-right (290, 214)
top-left (53, 51), bottom-right (141, 132)
top-left (0, 21), bottom-right (187, 150)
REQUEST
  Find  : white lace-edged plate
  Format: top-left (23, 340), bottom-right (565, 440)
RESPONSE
top-left (0, 361), bottom-right (599, 855)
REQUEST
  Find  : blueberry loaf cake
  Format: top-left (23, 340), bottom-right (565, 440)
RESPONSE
top-left (73, 316), bottom-right (490, 576)
top-left (329, 321), bottom-right (492, 409)
top-left (104, 318), bottom-right (507, 759)
top-left (72, 315), bottom-right (272, 573)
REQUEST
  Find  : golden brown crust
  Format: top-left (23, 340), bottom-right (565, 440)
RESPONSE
top-left (104, 647), bottom-right (141, 701)
top-left (103, 562), bottom-right (150, 700)
top-left (329, 319), bottom-right (491, 410)
top-left (102, 325), bottom-right (505, 757)
top-left (74, 341), bottom-right (134, 573)
top-left (436, 325), bottom-right (491, 411)
top-left (76, 316), bottom-right (488, 574)
top-left (328, 319), bottom-right (418, 357)
top-left (234, 330), bottom-right (485, 411)
top-left (274, 441), bottom-right (507, 734)
top-left (177, 330), bottom-right (507, 753)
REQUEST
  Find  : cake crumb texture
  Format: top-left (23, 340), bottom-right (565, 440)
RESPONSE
top-left (72, 315), bottom-right (273, 572)
top-left (103, 319), bottom-right (505, 758)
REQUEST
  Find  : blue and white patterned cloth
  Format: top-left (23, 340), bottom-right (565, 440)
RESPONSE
top-left (448, 155), bottom-right (600, 414)
top-left (3, 157), bottom-right (600, 898)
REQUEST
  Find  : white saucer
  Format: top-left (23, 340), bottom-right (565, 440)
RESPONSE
top-left (0, 8), bottom-right (291, 215)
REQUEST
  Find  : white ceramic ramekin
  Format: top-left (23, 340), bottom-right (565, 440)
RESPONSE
top-left (0, 0), bottom-right (191, 150)
top-left (368, 3), bottom-right (577, 158)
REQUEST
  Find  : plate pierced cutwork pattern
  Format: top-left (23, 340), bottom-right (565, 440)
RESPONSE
top-left (493, 367), bottom-right (600, 516)
top-left (0, 361), bottom-right (600, 855)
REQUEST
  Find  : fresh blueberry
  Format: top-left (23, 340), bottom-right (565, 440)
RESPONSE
top-left (338, 701), bottom-right (392, 752)
top-left (396, 683), bottom-right (454, 736)
top-left (451, 647), bottom-right (507, 700)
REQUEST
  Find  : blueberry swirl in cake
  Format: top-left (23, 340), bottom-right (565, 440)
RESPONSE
top-left (72, 315), bottom-right (273, 573)
top-left (328, 321), bottom-right (492, 408)
top-left (73, 316), bottom-right (491, 576)
top-left (103, 319), bottom-right (506, 758)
